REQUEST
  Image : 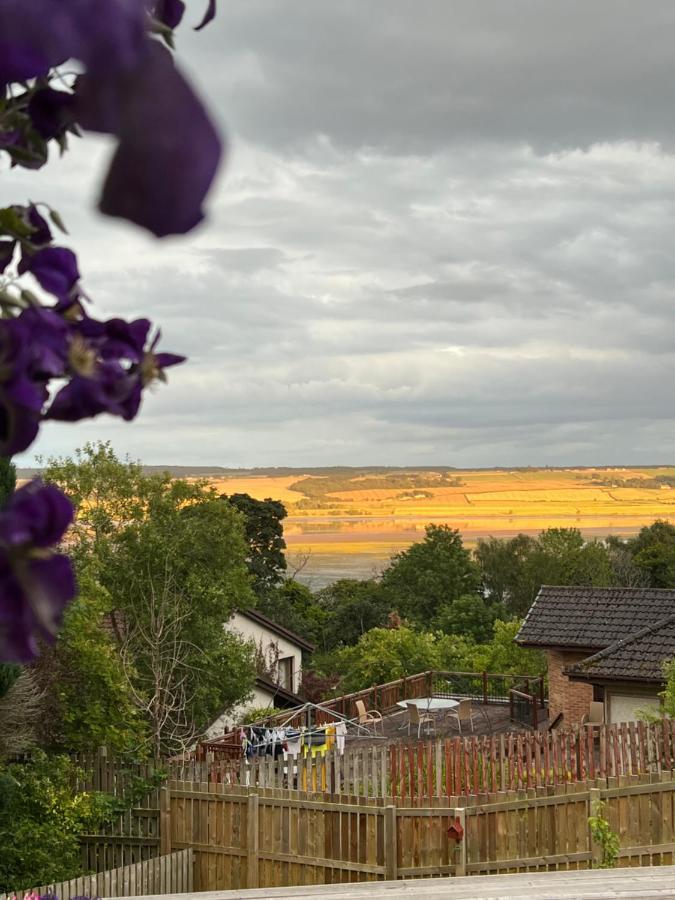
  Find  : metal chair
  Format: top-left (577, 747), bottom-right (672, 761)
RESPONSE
top-left (447, 698), bottom-right (475, 735)
top-left (355, 699), bottom-right (383, 735)
top-left (407, 702), bottom-right (435, 738)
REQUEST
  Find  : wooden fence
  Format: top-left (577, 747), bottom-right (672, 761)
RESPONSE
top-left (72, 751), bottom-right (163, 871)
top-left (0, 849), bottom-right (193, 900)
top-left (175, 719), bottom-right (675, 802)
top-left (164, 775), bottom-right (675, 890)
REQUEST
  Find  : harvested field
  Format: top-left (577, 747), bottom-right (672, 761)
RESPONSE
top-left (204, 466), bottom-right (675, 584)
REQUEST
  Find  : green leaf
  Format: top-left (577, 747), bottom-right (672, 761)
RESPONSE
top-left (48, 207), bottom-right (69, 234)
top-left (0, 206), bottom-right (34, 239)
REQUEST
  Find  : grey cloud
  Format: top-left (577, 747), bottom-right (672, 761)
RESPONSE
top-left (10, 3), bottom-right (675, 468)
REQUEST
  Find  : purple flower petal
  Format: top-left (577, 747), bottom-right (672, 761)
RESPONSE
top-left (0, 0), bottom-right (148, 85)
top-left (19, 246), bottom-right (80, 299)
top-left (194, 0), bottom-right (216, 30)
top-left (26, 205), bottom-right (52, 246)
top-left (0, 40), bottom-right (51, 86)
top-left (0, 480), bottom-right (74, 549)
top-left (0, 480), bottom-right (76, 662)
top-left (155, 0), bottom-right (185, 29)
top-left (28, 87), bottom-right (76, 140)
top-left (80, 42), bottom-right (223, 236)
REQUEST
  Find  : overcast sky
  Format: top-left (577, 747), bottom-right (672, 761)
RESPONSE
top-left (9, 0), bottom-right (675, 467)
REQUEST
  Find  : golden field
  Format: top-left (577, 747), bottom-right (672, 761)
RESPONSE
top-left (203, 467), bottom-right (675, 565)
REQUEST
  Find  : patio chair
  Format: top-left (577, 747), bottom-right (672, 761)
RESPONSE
top-left (447, 698), bottom-right (475, 735)
top-left (582, 701), bottom-right (605, 728)
top-left (355, 699), bottom-right (383, 735)
top-left (407, 702), bottom-right (435, 738)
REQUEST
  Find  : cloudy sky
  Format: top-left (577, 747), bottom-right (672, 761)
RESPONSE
top-left (9, 0), bottom-right (675, 467)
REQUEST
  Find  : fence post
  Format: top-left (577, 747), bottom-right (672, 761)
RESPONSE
top-left (453, 807), bottom-right (467, 876)
top-left (384, 805), bottom-right (397, 881)
top-left (482, 671), bottom-right (488, 706)
top-left (159, 783), bottom-right (172, 855)
top-left (589, 787), bottom-right (602, 867)
top-left (247, 793), bottom-right (259, 889)
top-left (539, 676), bottom-right (546, 709)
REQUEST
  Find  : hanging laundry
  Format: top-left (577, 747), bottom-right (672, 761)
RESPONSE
top-left (335, 720), bottom-right (347, 755)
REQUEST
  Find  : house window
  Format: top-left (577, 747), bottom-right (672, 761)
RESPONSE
top-left (278, 656), bottom-right (295, 692)
top-left (593, 684), bottom-right (605, 703)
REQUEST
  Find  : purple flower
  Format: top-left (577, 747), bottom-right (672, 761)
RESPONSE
top-left (28, 87), bottom-right (76, 140)
top-left (26, 205), bottom-right (53, 246)
top-left (78, 42), bottom-right (223, 236)
top-left (154, 0), bottom-right (185, 29)
top-left (0, 479), bottom-right (75, 662)
top-left (46, 317), bottom-right (184, 422)
top-left (19, 246), bottom-right (80, 299)
top-left (0, 0), bottom-right (148, 87)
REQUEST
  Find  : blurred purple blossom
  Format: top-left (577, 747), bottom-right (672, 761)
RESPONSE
top-left (0, 480), bottom-right (75, 662)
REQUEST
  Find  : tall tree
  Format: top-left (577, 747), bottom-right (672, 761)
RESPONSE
top-left (40, 443), bottom-right (256, 755)
top-left (624, 521), bottom-right (675, 587)
top-left (221, 493), bottom-right (287, 598)
top-left (379, 525), bottom-right (481, 626)
top-left (476, 528), bottom-right (614, 617)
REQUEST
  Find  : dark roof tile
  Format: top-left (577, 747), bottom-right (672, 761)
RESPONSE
top-left (566, 614), bottom-right (675, 683)
top-left (515, 585), bottom-right (675, 649)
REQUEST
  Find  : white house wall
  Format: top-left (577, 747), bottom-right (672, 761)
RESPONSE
top-left (204, 684), bottom-right (277, 738)
top-left (228, 611), bottom-right (304, 693)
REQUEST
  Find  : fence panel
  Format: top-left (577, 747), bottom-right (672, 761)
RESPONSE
top-left (71, 752), bottom-right (162, 872)
top-left (0, 849), bottom-right (192, 900)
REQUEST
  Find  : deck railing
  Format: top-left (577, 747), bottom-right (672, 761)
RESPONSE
top-left (200, 668), bottom-right (547, 756)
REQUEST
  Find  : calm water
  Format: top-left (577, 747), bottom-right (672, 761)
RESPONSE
top-left (293, 551), bottom-right (392, 591)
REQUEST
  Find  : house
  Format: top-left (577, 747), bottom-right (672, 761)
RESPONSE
top-left (515, 586), bottom-right (675, 725)
top-left (204, 608), bottom-right (314, 737)
top-left (566, 614), bottom-right (675, 723)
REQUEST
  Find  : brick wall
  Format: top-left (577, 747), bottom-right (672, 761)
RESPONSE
top-left (547, 648), bottom-right (594, 724)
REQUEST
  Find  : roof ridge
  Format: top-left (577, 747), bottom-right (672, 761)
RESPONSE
top-left (539, 584), bottom-right (675, 593)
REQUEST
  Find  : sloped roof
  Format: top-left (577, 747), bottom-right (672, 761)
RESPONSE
top-left (566, 614), bottom-right (675, 683)
top-left (237, 608), bottom-right (315, 652)
top-left (515, 585), bottom-right (675, 650)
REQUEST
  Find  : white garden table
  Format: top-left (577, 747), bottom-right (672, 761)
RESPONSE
top-left (396, 697), bottom-right (459, 712)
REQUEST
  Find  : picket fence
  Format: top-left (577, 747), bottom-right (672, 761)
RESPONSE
top-left (165, 774), bottom-right (675, 890)
top-left (0, 849), bottom-right (193, 900)
top-left (175, 719), bottom-right (675, 802)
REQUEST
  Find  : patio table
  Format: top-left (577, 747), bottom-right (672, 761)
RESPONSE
top-left (396, 697), bottom-right (459, 733)
top-left (396, 697), bottom-right (459, 712)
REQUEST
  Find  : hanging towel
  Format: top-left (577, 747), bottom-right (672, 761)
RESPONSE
top-left (335, 720), bottom-right (347, 755)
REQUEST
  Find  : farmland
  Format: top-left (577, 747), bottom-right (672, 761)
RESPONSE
top-left (205, 466), bottom-right (675, 586)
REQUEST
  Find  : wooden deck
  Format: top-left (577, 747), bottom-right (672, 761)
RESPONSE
top-left (118, 866), bottom-right (675, 898)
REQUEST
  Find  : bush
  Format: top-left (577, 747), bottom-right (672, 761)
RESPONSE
top-left (0, 753), bottom-right (117, 893)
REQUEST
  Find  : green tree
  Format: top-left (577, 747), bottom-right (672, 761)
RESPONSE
top-left (626, 521), bottom-right (675, 587)
top-left (221, 493), bottom-right (287, 597)
top-left (476, 528), bottom-right (614, 617)
top-left (380, 525), bottom-right (481, 626)
top-left (327, 626), bottom-right (442, 693)
top-left (41, 443), bottom-right (256, 756)
top-left (475, 534), bottom-right (539, 616)
top-left (0, 456), bottom-right (16, 506)
top-left (314, 579), bottom-right (391, 650)
top-left (470, 619), bottom-right (546, 675)
top-left (434, 594), bottom-right (502, 643)
top-left (257, 578), bottom-right (326, 646)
